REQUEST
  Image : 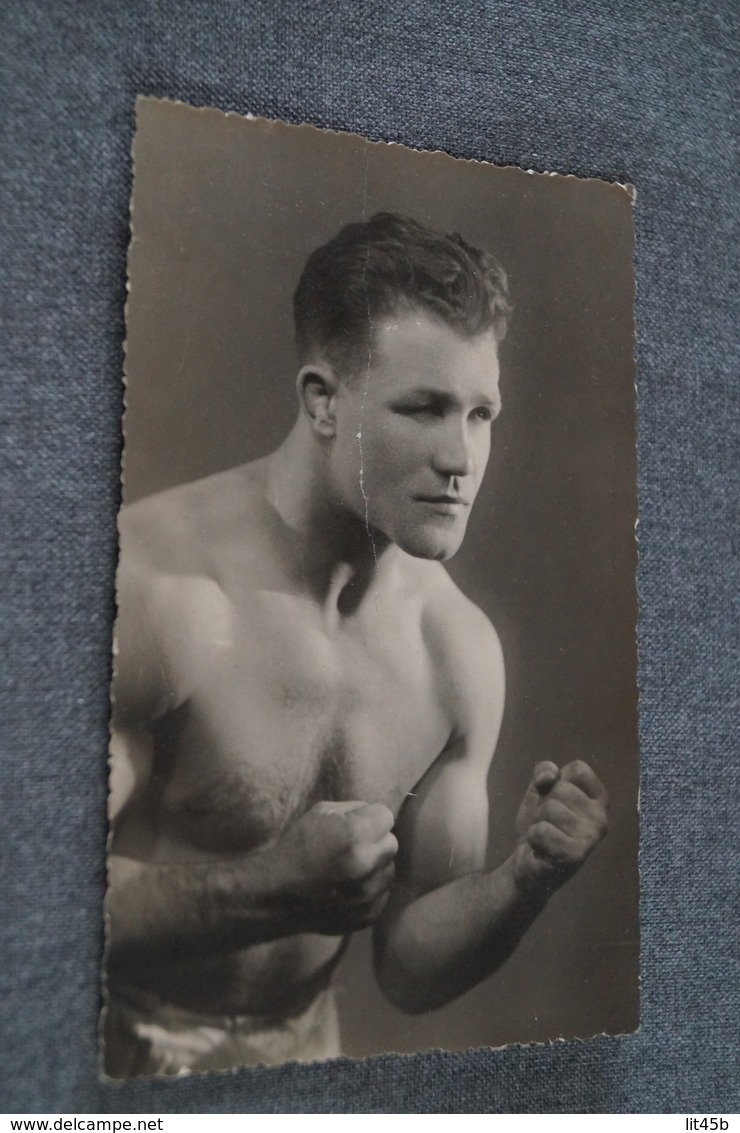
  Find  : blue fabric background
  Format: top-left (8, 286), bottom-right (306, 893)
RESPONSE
top-left (2, 0), bottom-right (737, 1114)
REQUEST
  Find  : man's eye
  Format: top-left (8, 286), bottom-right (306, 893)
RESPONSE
top-left (398, 405), bottom-right (442, 419)
top-left (471, 407), bottom-right (494, 422)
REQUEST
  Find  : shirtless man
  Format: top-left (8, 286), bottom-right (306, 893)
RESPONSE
top-left (104, 212), bottom-right (608, 1077)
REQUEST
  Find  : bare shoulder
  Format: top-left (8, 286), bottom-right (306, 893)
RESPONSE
top-left (118, 460), bottom-right (268, 577)
top-left (113, 462), bottom-right (268, 721)
top-left (409, 560), bottom-right (505, 751)
top-left (410, 560), bottom-right (503, 683)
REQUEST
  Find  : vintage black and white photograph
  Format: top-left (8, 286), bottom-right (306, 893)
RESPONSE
top-left (102, 97), bottom-right (639, 1079)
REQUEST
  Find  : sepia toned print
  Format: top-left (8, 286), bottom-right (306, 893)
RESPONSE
top-left (103, 98), bottom-right (639, 1078)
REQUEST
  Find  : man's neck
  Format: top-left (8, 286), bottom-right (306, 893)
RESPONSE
top-left (263, 419), bottom-right (397, 614)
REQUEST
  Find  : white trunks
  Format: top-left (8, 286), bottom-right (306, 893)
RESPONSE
top-left (103, 985), bottom-right (340, 1078)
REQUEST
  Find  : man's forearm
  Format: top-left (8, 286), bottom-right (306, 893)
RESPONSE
top-left (105, 847), bottom-right (300, 980)
top-left (374, 855), bottom-right (550, 1014)
top-left (106, 799), bottom-right (399, 985)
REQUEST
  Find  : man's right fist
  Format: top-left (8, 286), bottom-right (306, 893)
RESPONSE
top-left (275, 801), bottom-right (398, 935)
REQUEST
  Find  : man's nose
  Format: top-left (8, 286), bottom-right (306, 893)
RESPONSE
top-left (432, 422), bottom-right (475, 478)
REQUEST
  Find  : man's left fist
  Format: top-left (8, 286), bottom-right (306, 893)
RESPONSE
top-left (512, 760), bottom-right (608, 892)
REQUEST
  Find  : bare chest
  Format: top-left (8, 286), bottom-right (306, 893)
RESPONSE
top-left (151, 588), bottom-right (450, 854)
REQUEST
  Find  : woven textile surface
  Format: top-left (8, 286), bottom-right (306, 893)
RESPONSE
top-left (2, 0), bottom-right (738, 1113)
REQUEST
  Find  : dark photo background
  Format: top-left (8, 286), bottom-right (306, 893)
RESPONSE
top-left (122, 99), bottom-right (639, 1055)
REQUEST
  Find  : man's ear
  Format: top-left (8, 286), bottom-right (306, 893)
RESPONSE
top-left (297, 364), bottom-right (340, 438)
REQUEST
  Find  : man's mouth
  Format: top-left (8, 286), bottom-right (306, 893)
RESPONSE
top-left (415, 495), bottom-right (470, 516)
top-left (415, 495), bottom-right (469, 506)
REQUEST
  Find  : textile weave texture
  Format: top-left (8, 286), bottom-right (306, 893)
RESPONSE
top-left (2, 0), bottom-right (738, 1113)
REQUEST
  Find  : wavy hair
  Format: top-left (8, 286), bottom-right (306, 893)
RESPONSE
top-left (293, 212), bottom-right (511, 378)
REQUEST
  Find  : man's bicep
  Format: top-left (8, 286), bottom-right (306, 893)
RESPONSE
top-left (108, 725), bottom-right (154, 824)
top-left (394, 748), bottom-right (491, 898)
top-left (112, 553), bottom-right (166, 719)
top-left (109, 554), bottom-right (170, 823)
top-left (392, 610), bottom-right (505, 897)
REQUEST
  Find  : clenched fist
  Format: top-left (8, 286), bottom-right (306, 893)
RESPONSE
top-left (274, 801), bottom-right (398, 935)
top-left (512, 760), bottom-right (608, 893)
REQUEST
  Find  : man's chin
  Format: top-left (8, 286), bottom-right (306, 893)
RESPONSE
top-left (393, 524), bottom-right (466, 562)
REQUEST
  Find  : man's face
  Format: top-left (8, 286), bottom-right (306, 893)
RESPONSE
top-left (330, 309), bottom-right (501, 561)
